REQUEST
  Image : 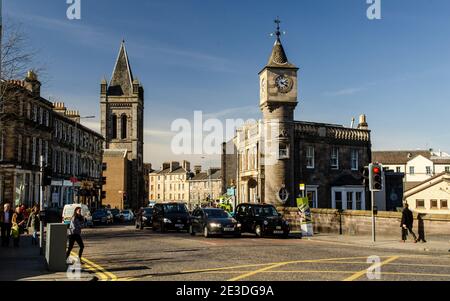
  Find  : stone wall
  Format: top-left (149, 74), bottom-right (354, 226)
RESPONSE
top-left (310, 208), bottom-right (450, 238)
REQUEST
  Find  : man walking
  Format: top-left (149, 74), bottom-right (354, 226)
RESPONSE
top-left (401, 203), bottom-right (418, 243)
top-left (1, 203), bottom-right (14, 247)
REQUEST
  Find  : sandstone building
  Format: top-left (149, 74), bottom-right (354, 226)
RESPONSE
top-left (100, 42), bottom-right (145, 210)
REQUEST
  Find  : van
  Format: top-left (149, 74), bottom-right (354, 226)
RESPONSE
top-left (62, 204), bottom-right (93, 228)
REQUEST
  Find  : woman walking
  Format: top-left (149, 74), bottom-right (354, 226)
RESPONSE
top-left (27, 206), bottom-right (40, 246)
top-left (66, 207), bottom-right (85, 263)
top-left (12, 207), bottom-right (25, 247)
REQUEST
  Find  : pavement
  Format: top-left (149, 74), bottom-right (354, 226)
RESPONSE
top-left (0, 234), bottom-right (95, 281)
top-left (2, 225), bottom-right (450, 281)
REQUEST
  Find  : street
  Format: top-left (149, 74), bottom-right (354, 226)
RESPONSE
top-left (74, 224), bottom-right (450, 281)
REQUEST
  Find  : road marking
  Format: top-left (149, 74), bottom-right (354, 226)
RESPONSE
top-left (226, 256), bottom-right (375, 282)
top-left (71, 252), bottom-right (117, 281)
top-left (343, 256), bottom-right (399, 281)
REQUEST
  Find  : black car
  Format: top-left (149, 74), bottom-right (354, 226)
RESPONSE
top-left (135, 207), bottom-right (153, 229)
top-left (152, 203), bottom-right (190, 232)
top-left (110, 209), bottom-right (124, 223)
top-left (234, 203), bottom-right (290, 238)
top-left (190, 208), bottom-right (241, 238)
top-left (92, 209), bottom-right (114, 225)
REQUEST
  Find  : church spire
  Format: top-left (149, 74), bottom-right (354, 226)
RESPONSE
top-left (266, 17), bottom-right (296, 68)
top-left (109, 41), bottom-right (134, 96)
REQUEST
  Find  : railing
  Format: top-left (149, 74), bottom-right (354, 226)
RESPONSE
top-left (295, 122), bottom-right (370, 142)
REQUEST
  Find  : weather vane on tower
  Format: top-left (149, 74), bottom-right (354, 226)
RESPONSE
top-left (270, 16), bottom-right (286, 40)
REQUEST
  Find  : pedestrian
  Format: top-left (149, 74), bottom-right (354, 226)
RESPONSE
top-left (12, 207), bottom-right (26, 247)
top-left (27, 206), bottom-right (40, 246)
top-left (66, 207), bottom-right (85, 264)
top-left (1, 203), bottom-right (14, 247)
top-left (400, 203), bottom-right (418, 243)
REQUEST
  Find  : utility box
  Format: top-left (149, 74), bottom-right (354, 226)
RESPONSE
top-left (45, 223), bottom-right (68, 272)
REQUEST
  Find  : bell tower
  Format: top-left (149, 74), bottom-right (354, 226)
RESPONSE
top-left (100, 41), bottom-right (145, 209)
top-left (260, 18), bottom-right (299, 207)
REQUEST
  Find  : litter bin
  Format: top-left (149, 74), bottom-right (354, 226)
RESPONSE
top-left (45, 223), bottom-right (68, 272)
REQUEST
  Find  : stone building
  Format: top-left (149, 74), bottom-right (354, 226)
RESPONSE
top-left (100, 41), bottom-right (145, 210)
top-left (102, 149), bottom-right (128, 210)
top-left (148, 161), bottom-right (191, 204)
top-left (0, 72), bottom-right (53, 207)
top-left (188, 167), bottom-right (222, 210)
top-left (0, 72), bottom-right (104, 209)
top-left (50, 102), bottom-right (104, 209)
top-left (222, 22), bottom-right (372, 209)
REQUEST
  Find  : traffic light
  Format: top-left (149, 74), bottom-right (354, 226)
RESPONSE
top-left (369, 163), bottom-right (383, 192)
top-left (42, 166), bottom-right (52, 186)
top-left (361, 166), bottom-right (369, 188)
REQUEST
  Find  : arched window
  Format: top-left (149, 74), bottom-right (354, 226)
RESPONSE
top-left (121, 115), bottom-right (127, 139)
top-left (111, 114), bottom-right (117, 139)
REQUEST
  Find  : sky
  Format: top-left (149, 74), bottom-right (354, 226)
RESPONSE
top-left (3, 0), bottom-right (450, 169)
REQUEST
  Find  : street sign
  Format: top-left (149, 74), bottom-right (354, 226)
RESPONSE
top-left (299, 184), bottom-right (306, 191)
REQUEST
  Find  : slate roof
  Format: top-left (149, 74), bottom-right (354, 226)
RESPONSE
top-left (372, 150), bottom-right (431, 165)
top-left (108, 41), bottom-right (134, 96)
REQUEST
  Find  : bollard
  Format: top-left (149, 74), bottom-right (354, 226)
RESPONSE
top-left (45, 223), bottom-right (68, 272)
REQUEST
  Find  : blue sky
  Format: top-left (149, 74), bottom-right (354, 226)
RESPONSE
top-left (4, 0), bottom-right (450, 168)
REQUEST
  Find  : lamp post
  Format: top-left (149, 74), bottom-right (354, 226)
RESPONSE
top-left (72, 116), bottom-right (95, 204)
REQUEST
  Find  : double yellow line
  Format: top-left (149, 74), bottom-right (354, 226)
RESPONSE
top-left (70, 252), bottom-right (118, 281)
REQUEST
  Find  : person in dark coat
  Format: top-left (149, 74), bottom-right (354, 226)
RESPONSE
top-left (66, 207), bottom-right (85, 263)
top-left (401, 203), bottom-right (418, 243)
top-left (1, 203), bottom-right (14, 247)
top-left (27, 206), bottom-right (40, 246)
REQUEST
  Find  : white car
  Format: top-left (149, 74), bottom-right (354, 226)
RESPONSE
top-left (121, 209), bottom-right (135, 222)
top-left (62, 204), bottom-right (93, 227)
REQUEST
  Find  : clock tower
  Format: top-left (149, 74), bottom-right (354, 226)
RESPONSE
top-left (260, 18), bottom-right (299, 207)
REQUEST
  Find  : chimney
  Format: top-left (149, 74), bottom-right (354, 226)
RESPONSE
top-left (53, 102), bottom-right (67, 116)
top-left (170, 161), bottom-right (180, 172)
top-left (162, 162), bottom-right (170, 171)
top-left (24, 70), bottom-right (41, 97)
top-left (65, 110), bottom-right (81, 123)
top-left (182, 160), bottom-right (190, 172)
top-left (357, 114), bottom-right (368, 130)
top-left (194, 165), bottom-right (202, 175)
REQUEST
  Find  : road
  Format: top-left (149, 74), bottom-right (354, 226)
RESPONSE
top-left (74, 224), bottom-right (450, 281)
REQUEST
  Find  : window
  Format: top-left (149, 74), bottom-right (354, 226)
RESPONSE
top-left (331, 147), bottom-right (339, 169)
top-left (396, 167), bottom-right (401, 173)
top-left (121, 115), bottom-right (127, 139)
top-left (356, 192), bottom-right (363, 210)
top-left (441, 200), bottom-right (448, 209)
top-left (351, 149), bottom-right (359, 171)
top-left (111, 114), bottom-right (117, 139)
top-left (31, 137), bottom-right (37, 165)
top-left (446, 167), bottom-right (450, 173)
top-left (416, 199), bottom-right (425, 208)
top-left (426, 166), bottom-right (432, 176)
top-left (17, 135), bottom-right (23, 162)
top-left (306, 146), bottom-right (315, 169)
top-left (409, 166), bottom-right (415, 175)
top-left (279, 144), bottom-right (289, 159)
top-left (347, 192), bottom-right (353, 210)
top-left (430, 200), bottom-right (438, 209)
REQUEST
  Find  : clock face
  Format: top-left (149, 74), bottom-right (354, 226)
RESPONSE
top-left (275, 75), bottom-right (293, 93)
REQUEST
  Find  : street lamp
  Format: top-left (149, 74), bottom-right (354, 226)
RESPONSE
top-left (73, 115), bottom-right (95, 204)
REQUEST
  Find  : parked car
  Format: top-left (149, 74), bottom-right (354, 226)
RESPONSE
top-left (121, 209), bottom-right (135, 222)
top-left (110, 209), bottom-right (124, 223)
top-left (190, 208), bottom-right (241, 238)
top-left (234, 203), bottom-right (290, 238)
top-left (62, 204), bottom-right (93, 227)
top-left (152, 202), bottom-right (190, 232)
top-left (92, 209), bottom-right (114, 225)
top-left (135, 207), bottom-right (153, 229)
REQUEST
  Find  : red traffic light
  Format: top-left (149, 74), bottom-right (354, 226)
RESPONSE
top-left (373, 167), bottom-right (380, 174)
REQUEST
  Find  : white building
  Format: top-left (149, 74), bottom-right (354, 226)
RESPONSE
top-left (372, 150), bottom-right (450, 191)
